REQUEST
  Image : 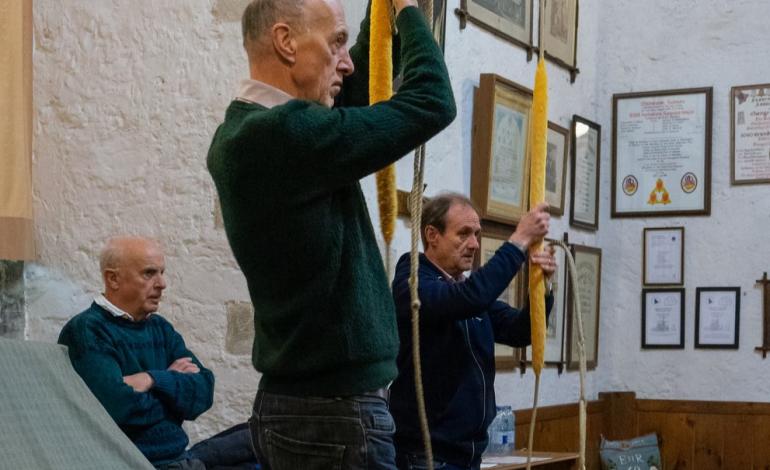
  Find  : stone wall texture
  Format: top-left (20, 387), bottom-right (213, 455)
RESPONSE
top-left (27, 0), bottom-right (770, 442)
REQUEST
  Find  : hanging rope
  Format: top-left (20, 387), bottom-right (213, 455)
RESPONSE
top-left (552, 240), bottom-right (588, 470)
top-left (409, 2), bottom-right (434, 469)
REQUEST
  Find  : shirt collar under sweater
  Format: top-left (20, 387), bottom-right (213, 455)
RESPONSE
top-left (236, 79), bottom-right (293, 108)
top-left (94, 294), bottom-right (154, 322)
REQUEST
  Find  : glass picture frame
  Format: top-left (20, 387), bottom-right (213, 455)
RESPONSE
top-left (695, 287), bottom-right (740, 349)
top-left (612, 87), bottom-right (713, 217)
top-left (541, 0), bottom-right (579, 81)
top-left (566, 244), bottom-right (601, 370)
top-left (545, 122), bottom-right (569, 216)
top-left (471, 74), bottom-right (532, 224)
top-left (459, 0), bottom-right (534, 54)
top-left (642, 288), bottom-right (685, 349)
top-left (643, 227), bottom-right (684, 286)
top-left (473, 221), bottom-right (526, 371)
top-left (570, 115), bottom-right (601, 231)
top-left (731, 83), bottom-right (770, 185)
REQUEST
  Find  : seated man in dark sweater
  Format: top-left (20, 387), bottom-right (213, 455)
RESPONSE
top-left (390, 193), bottom-right (556, 470)
top-left (58, 237), bottom-right (256, 470)
top-left (207, 0), bottom-right (455, 468)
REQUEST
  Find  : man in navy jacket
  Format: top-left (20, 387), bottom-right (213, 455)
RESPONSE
top-left (390, 193), bottom-right (555, 470)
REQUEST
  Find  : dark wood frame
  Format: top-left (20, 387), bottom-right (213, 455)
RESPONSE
top-left (471, 74), bottom-right (533, 225)
top-left (642, 288), bottom-right (685, 349)
top-left (695, 287), bottom-right (740, 349)
top-left (569, 115), bottom-right (601, 231)
top-left (642, 227), bottom-right (685, 286)
top-left (611, 87), bottom-right (713, 218)
top-left (730, 83), bottom-right (770, 185)
top-left (455, 0), bottom-right (535, 60)
top-left (566, 244), bottom-right (602, 370)
top-left (541, 0), bottom-right (580, 83)
top-left (546, 122), bottom-right (569, 216)
top-left (473, 220), bottom-right (526, 371)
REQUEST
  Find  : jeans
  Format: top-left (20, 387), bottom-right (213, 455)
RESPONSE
top-left (397, 453), bottom-right (475, 470)
top-left (249, 389), bottom-right (397, 470)
top-left (159, 423), bottom-right (259, 470)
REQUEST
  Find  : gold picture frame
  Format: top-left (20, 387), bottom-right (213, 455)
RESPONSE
top-left (471, 74), bottom-right (532, 225)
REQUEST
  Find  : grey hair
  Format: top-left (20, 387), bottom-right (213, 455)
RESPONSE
top-left (99, 236), bottom-right (161, 272)
top-left (242, 0), bottom-right (306, 50)
top-left (421, 192), bottom-right (478, 247)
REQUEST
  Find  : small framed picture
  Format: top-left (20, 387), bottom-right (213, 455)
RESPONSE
top-left (523, 238), bottom-right (568, 368)
top-left (460, 0), bottom-right (533, 54)
top-left (695, 287), bottom-right (740, 349)
top-left (473, 221), bottom-right (526, 370)
top-left (566, 244), bottom-right (602, 370)
top-left (731, 83), bottom-right (770, 185)
top-left (642, 288), bottom-right (685, 349)
top-left (471, 74), bottom-right (532, 224)
top-left (570, 115), bottom-right (601, 231)
top-left (545, 122), bottom-right (569, 216)
top-left (643, 227), bottom-right (684, 286)
top-left (541, 0), bottom-right (579, 81)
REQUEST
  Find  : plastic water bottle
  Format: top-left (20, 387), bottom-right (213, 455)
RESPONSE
top-left (484, 405), bottom-right (515, 456)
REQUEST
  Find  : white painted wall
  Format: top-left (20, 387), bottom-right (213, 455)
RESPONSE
top-left (25, 0), bottom-right (770, 443)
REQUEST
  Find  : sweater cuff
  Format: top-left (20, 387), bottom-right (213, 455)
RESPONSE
top-left (147, 370), bottom-right (176, 395)
top-left (395, 5), bottom-right (427, 32)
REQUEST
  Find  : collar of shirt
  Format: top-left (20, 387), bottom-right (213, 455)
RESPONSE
top-left (424, 257), bottom-right (466, 284)
top-left (235, 79), bottom-right (293, 108)
top-left (94, 294), bottom-right (153, 322)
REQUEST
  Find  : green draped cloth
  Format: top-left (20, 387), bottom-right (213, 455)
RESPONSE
top-left (0, 338), bottom-right (153, 469)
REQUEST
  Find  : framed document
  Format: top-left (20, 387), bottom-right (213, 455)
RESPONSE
top-left (430, 0), bottom-right (448, 52)
top-left (569, 115), bottom-right (601, 231)
top-left (642, 288), bottom-right (685, 349)
top-left (474, 221), bottom-right (526, 370)
top-left (523, 238), bottom-right (567, 367)
top-left (471, 74), bottom-right (532, 224)
top-left (731, 83), bottom-right (770, 185)
top-left (612, 87), bottom-right (713, 217)
top-left (459, 0), bottom-right (533, 53)
top-left (545, 122), bottom-right (569, 216)
top-left (695, 287), bottom-right (740, 349)
top-left (643, 227), bottom-right (684, 286)
top-left (566, 244), bottom-right (601, 370)
top-left (542, 0), bottom-right (579, 80)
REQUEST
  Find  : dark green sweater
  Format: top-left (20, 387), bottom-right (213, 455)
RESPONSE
top-left (207, 6), bottom-right (456, 396)
top-left (58, 304), bottom-right (214, 465)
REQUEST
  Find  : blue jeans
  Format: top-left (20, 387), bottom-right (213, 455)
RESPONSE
top-left (160, 423), bottom-right (258, 470)
top-left (249, 390), bottom-right (397, 470)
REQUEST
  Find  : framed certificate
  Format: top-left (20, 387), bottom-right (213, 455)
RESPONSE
top-left (459, 0), bottom-right (533, 55)
top-left (569, 115), bottom-right (601, 231)
top-left (474, 221), bottom-right (526, 370)
top-left (695, 287), bottom-right (740, 349)
top-left (642, 288), bottom-right (685, 349)
top-left (643, 227), bottom-right (684, 286)
top-left (541, 0), bottom-right (579, 82)
top-left (471, 74), bottom-right (532, 224)
top-left (612, 87), bottom-right (713, 217)
top-left (731, 83), bottom-right (770, 185)
top-left (545, 122), bottom-right (569, 216)
top-left (566, 244), bottom-right (602, 370)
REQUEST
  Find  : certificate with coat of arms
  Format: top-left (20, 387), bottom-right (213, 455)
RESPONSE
top-left (611, 88), bottom-right (713, 217)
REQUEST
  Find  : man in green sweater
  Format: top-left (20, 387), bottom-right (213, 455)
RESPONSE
top-left (58, 237), bottom-right (256, 469)
top-left (207, 0), bottom-right (455, 468)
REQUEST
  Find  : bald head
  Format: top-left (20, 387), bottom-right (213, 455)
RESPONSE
top-left (242, 0), bottom-right (305, 54)
top-left (100, 236), bottom-right (166, 321)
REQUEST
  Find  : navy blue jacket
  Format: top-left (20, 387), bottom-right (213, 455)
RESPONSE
top-left (390, 243), bottom-right (553, 468)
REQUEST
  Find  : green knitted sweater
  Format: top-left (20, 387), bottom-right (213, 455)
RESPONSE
top-left (207, 6), bottom-right (456, 396)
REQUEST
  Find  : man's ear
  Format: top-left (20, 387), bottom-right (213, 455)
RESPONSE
top-left (424, 225), bottom-right (439, 249)
top-left (271, 23), bottom-right (296, 64)
top-left (104, 269), bottom-right (120, 292)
